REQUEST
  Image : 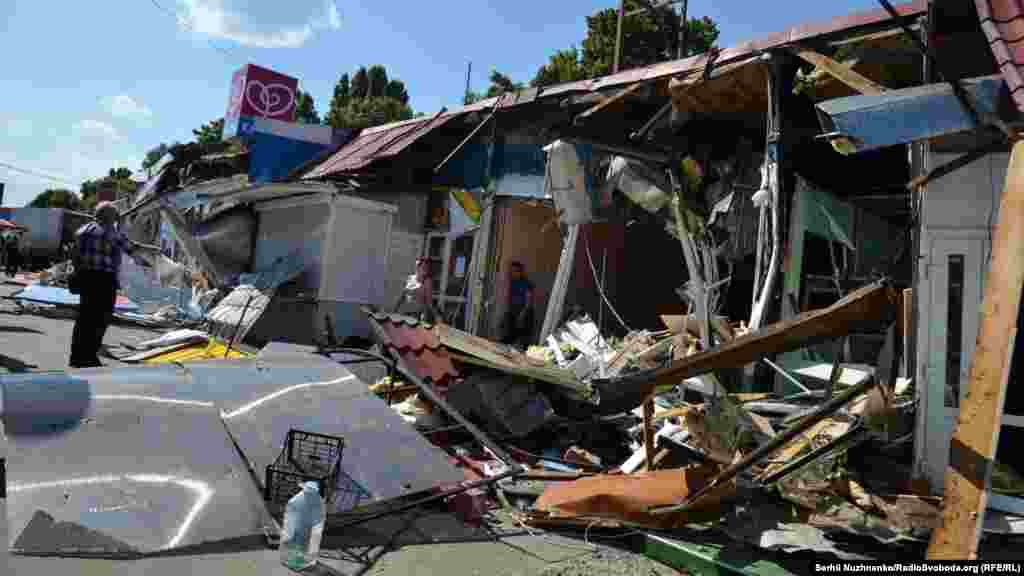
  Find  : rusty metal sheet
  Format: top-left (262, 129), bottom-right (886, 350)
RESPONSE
top-left (583, 1), bottom-right (926, 94)
top-left (533, 466), bottom-right (735, 529)
top-left (304, 114), bottom-right (456, 179)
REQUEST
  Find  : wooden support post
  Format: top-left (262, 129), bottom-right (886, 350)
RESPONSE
top-left (540, 224), bottom-right (579, 342)
top-left (643, 399), bottom-right (656, 471)
top-left (927, 140), bottom-right (1024, 560)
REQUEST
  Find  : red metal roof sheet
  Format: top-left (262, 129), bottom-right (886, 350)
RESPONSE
top-left (371, 312), bottom-right (459, 387)
top-left (977, 0), bottom-right (1024, 112)
top-left (303, 113), bottom-right (456, 179)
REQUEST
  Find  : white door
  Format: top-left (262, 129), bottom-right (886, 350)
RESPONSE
top-left (924, 230), bottom-right (1024, 514)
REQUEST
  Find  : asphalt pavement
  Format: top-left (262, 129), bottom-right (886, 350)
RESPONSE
top-left (0, 282), bottom-right (680, 575)
top-left (0, 283), bottom-right (162, 373)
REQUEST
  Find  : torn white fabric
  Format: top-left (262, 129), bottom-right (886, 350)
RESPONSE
top-left (544, 140), bottom-right (593, 224)
top-left (605, 156), bottom-right (671, 213)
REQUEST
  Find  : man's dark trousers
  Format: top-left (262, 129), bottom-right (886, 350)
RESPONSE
top-left (70, 269), bottom-right (117, 368)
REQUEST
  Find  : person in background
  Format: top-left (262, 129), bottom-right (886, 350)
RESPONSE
top-left (5, 235), bottom-right (20, 277)
top-left (69, 201), bottom-right (160, 368)
top-left (502, 261), bottom-right (535, 349)
top-left (393, 257), bottom-right (440, 323)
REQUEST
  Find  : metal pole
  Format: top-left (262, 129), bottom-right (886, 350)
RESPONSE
top-left (613, 0), bottom-right (625, 74)
top-left (678, 0), bottom-right (689, 59)
top-left (598, 248), bottom-right (607, 335)
top-left (465, 61), bottom-right (472, 104)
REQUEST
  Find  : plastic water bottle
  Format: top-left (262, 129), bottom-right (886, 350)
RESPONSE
top-left (279, 481), bottom-right (326, 571)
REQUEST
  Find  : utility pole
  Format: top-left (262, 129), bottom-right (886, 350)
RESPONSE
top-left (613, 0), bottom-right (625, 73)
top-left (465, 61), bottom-right (472, 104)
top-left (678, 0), bottom-right (689, 59)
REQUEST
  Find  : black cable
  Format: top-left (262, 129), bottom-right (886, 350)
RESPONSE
top-left (0, 161), bottom-right (78, 186)
top-left (148, 0), bottom-right (237, 60)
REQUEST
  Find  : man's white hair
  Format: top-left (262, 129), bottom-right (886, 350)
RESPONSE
top-left (94, 201), bottom-right (119, 225)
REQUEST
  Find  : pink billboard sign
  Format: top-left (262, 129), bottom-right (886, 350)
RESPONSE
top-left (225, 64), bottom-right (298, 125)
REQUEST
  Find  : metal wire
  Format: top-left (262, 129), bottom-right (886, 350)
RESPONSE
top-left (584, 227), bottom-right (630, 332)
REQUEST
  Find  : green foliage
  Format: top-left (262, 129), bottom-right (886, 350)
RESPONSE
top-left (192, 118), bottom-right (224, 146)
top-left (351, 67), bottom-right (369, 99)
top-left (28, 188), bottom-right (82, 210)
top-left (385, 79), bottom-right (409, 105)
top-left (484, 70), bottom-right (523, 98)
top-left (295, 90), bottom-right (320, 124)
top-left (531, 3), bottom-right (720, 86)
top-left (77, 168), bottom-right (134, 213)
top-left (327, 96), bottom-right (414, 131)
top-left (367, 65), bottom-right (388, 97)
top-left (326, 65), bottom-right (413, 130)
top-left (531, 47), bottom-right (587, 88)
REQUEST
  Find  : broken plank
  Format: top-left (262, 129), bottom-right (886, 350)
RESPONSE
top-left (643, 399), bottom-right (656, 471)
top-left (575, 82), bottom-right (651, 124)
top-left (447, 352), bottom-right (590, 397)
top-left (791, 48), bottom-right (885, 95)
top-left (651, 377), bottom-right (875, 514)
top-left (927, 139), bottom-right (1024, 560)
top-left (618, 280), bottom-right (898, 402)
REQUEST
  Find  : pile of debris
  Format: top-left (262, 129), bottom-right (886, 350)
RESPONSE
top-left (352, 280), bottom-right (986, 565)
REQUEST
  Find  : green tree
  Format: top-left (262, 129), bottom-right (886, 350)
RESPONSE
top-left (485, 70), bottom-right (523, 98)
top-left (531, 47), bottom-right (587, 88)
top-left (326, 65), bottom-right (414, 130)
top-left (295, 90), bottom-right (320, 124)
top-left (385, 79), bottom-right (409, 106)
top-left (27, 189), bottom-right (82, 210)
top-left (192, 118), bottom-right (224, 146)
top-left (463, 90), bottom-right (483, 105)
top-left (327, 96), bottom-right (414, 131)
top-left (351, 67), bottom-right (369, 99)
top-left (367, 65), bottom-right (388, 98)
top-left (531, 4), bottom-right (719, 86)
top-left (108, 168), bottom-right (132, 180)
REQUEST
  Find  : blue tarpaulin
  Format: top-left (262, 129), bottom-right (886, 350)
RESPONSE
top-left (11, 284), bottom-right (140, 313)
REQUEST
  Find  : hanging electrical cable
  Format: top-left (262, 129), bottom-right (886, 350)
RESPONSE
top-left (584, 227), bottom-right (630, 332)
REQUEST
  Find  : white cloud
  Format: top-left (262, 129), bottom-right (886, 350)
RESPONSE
top-left (76, 119), bottom-right (120, 141)
top-left (0, 118), bottom-right (141, 206)
top-left (177, 0), bottom-right (341, 49)
top-left (104, 95), bottom-right (153, 122)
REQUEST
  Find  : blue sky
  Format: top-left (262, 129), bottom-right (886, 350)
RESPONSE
top-left (0, 0), bottom-right (888, 206)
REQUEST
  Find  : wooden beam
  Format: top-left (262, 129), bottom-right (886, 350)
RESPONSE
top-left (575, 82), bottom-right (650, 124)
top-left (643, 399), bottom-right (656, 471)
top-left (611, 280), bottom-right (899, 403)
top-left (927, 140), bottom-right (1024, 560)
top-left (791, 48), bottom-right (886, 95)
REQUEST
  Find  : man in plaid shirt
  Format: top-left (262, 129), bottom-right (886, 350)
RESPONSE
top-left (69, 201), bottom-right (159, 368)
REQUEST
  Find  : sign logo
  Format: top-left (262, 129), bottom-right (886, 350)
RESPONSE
top-left (244, 80), bottom-right (296, 118)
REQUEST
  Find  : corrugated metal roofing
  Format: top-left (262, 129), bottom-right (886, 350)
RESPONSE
top-left (367, 312), bottom-right (460, 387)
top-left (301, 1), bottom-right (925, 181)
top-left (977, 0), bottom-right (1024, 112)
top-left (304, 112), bottom-right (457, 179)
